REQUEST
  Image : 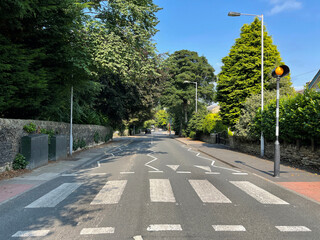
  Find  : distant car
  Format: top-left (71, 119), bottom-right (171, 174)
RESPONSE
top-left (145, 129), bottom-right (151, 134)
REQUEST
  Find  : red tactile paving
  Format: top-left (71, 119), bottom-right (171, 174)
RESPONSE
top-left (278, 182), bottom-right (320, 203)
top-left (0, 184), bottom-right (34, 203)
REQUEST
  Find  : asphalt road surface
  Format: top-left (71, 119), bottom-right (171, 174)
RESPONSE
top-left (1, 132), bottom-right (320, 239)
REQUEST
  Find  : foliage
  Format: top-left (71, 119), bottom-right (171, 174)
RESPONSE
top-left (217, 18), bottom-right (294, 128)
top-left (202, 113), bottom-right (227, 134)
top-left (12, 153), bottom-right (28, 170)
top-left (23, 123), bottom-right (36, 134)
top-left (94, 131), bottom-right (100, 143)
top-left (251, 88), bottom-right (320, 144)
top-left (105, 132), bottom-right (113, 142)
top-left (186, 108), bottom-right (208, 139)
top-left (161, 50), bottom-right (216, 135)
top-left (143, 119), bottom-right (156, 129)
top-left (155, 109), bottom-right (169, 129)
top-left (73, 138), bottom-right (86, 151)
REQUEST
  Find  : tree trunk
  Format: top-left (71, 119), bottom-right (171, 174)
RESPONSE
top-left (311, 138), bottom-right (315, 152)
top-left (296, 139), bottom-right (300, 149)
top-left (184, 103), bottom-right (188, 123)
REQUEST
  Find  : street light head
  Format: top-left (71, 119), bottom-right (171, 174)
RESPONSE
top-left (183, 81), bottom-right (190, 83)
top-left (228, 12), bottom-right (241, 17)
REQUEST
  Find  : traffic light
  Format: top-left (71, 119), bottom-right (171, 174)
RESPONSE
top-left (272, 65), bottom-right (290, 78)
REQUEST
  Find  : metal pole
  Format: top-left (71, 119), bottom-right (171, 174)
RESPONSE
top-left (260, 14), bottom-right (264, 157)
top-left (70, 86), bottom-right (73, 156)
top-left (274, 77), bottom-right (280, 177)
top-left (195, 82), bottom-right (198, 113)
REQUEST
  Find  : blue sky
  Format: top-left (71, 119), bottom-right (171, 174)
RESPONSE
top-left (153, 0), bottom-right (320, 90)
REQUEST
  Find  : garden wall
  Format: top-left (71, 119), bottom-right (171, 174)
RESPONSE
top-left (0, 118), bottom-right (112, 172)
top-left (200, 135), bottom-right (320, 169)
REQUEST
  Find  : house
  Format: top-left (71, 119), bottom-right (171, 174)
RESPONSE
top-left (308, 69), bottom-right (320, 92)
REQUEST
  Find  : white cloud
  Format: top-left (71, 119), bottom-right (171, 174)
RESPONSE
top-left (268, 0), bottom-right (302, 15)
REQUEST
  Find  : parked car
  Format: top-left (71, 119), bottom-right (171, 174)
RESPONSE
top-left (145, 129), bottom-right (151, 134)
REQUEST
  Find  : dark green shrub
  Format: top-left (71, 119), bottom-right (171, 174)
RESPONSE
top-left (94, 131), bottom-right (100, 143)
top-left (12, 154), bottom-right (28, 170)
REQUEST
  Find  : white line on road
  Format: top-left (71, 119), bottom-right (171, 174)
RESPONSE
top-left (147, 224), bottom-right (182, 231)
top-left (275, 226), bottom-right (311, 232)
top-left (230, 181), bottom-right (289, 205)
top-left (166, 165), bottom-right (180, 171)
top-left (212, 225), bottom-right (246, 232)
top-left (133, 235), bottom-right (144, 240)
top-left (150, 179), bottom-right (176, 202)
top-left (189, 180), bottom-right (232, 203)
top-left (205, 172), bottom-right (220, 175)
top-left (120, 172), bottom-right (135, 174)
top-left (194, 165), bottom-right (211, 172)
top-left (80, 227), bottom-right (115, 235)
top-left (12, 230), bottom-right (50, 237)
top-left (90, 180), bottom-right (127, 205)
top-left (232, 172), bottom-right (248, 175)
top-left (149, 171), bottom-right (164, 173)
top-left (145, 153), bottom-right (161, 172)
top-left (61, 174), bottom-right (78, 177)
top-left (25, 183), bottom-right (82, 208)
top-left (177, 171), bottom-right (191, 174)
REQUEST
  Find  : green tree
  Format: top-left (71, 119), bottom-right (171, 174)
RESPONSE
top-left (202, 113), bottom-right (227, 134)
top-left (155, 109), bottom-right (169, 129)
top-left (161, 50), bottom-right (216, 135)
top-left (217, 18), bottom-right (293, 128)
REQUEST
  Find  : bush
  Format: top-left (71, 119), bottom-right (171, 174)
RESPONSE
top-left (12, 153), bottom-right (28, 170)
top-left (202, 113), bottom-right (227, 134)
top-left (94, 131), bottom-right (100, 143)
top-left (23, 122), bottom-right (36, 133)
top-left (186, 110), bottom-right (207, 139)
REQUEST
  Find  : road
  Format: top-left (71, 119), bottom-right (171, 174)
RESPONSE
top-left (1, 132), bottom-right (320, 239)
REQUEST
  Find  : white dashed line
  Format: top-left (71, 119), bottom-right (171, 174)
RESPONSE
top-left (212, 225), bottom-right (246, 232)
top-left (80, 227), bottom-right (115, 235)
top-left (275, 226), bottom-right (311, 232)
top-left (12, 230), bottom-right (50, 237)
top-left (147, 224), bottom-right (182, 231)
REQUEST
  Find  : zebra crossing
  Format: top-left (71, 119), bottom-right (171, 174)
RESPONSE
top-left (24, 178), bottom-right (290, 208)
top-left (14, 178), bottom-right (313, 238)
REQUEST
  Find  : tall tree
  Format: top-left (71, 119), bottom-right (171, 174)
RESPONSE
top-left (161, 50), bottom-right (216, 135)
top-left (216, 18), bottom-right (293, 127)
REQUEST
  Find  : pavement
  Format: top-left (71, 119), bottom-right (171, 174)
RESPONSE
top-left (0, 138), bottom-right (129, 206)
top-left (174, 137), bottom-right (320, 205)
top-left (1, 135), bottom-right (320, 207)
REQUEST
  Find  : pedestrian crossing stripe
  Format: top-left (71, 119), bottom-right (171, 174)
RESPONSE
top-left (90, 180), bottom-right (127, 205)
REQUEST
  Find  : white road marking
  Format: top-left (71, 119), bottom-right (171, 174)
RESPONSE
top-left (133, 235), bottom-right (144, 240)
top-left (230, 181), bottom-right (289, 205)
top-left (205, 172), bottom-right (220, 175)
top-left (147, 224), bottom-right (182, 231)
top-left (189, 180), bottom-right (231, 203)
top-left (167, 165), bottom-right (180, 171)
top-left (177, 171), bottom-right (191, 174)
top-left (150, 179), bottom-right (176, 202)
top-left (149, 171), bottom-right (164, 173)
top-left (89, 173), bottom-right (107, 176)
top-left (145, 153), bottom-right (161, 172)
top-left (25, 183), bottom-right (82, 208)
top-left (61, 174), bottom-right (78, 177)
top-left (12, 230), bottom-right (50, 237)
top-left (212, 165), bottom-right (241, 173)
top-left (80, 227), bottom-right (115, 235)
top-left (212, 225), bottom-right (246, 232)
top-left (232, 172), bottom-right (248, 175)
top-left (275, 226), bottom-right (311, 232)
top-left (90, 180), bottom-right (127, 205)
top-left (120, 172), bottom-right (135, 174)
top-left (194, 165), bottom-right (211, 172)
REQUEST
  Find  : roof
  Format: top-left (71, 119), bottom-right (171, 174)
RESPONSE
top-left (308, 69), bottom-right (320, 89)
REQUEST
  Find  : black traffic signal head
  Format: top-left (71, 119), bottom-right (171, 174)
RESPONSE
top-left (272, 65), bottom-right (290, 78)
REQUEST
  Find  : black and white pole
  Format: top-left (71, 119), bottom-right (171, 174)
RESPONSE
top-left (271, 65), bottom-right (290, 177)
top-left (274, 76), bottom-right (280, 177)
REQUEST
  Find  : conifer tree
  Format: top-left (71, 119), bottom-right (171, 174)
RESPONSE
top-left (216, 18), bottom-right (293, 127)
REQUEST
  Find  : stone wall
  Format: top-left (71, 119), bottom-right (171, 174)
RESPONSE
top-left (199, 134), bottom-right (320, 169)
top-left (231, 137), bottom-right (320, 168)
top-left (0, 118), bottom-right (112, 172)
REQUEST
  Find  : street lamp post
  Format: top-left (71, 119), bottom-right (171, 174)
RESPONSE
top-left (183, 81), bottom-right (198, 113)
top-left (228, 11), bottom-right (264, 157)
